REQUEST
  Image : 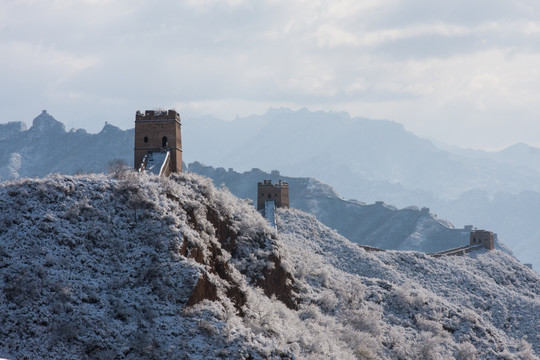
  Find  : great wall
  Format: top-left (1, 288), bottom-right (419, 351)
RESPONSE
top-left (134, 109), bottom-right (496, 256)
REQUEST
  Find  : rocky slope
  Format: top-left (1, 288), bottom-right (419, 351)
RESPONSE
top-left (0, 172), bottom-right (293, 359)
top-left (0, 172), bottom-right (538, 359)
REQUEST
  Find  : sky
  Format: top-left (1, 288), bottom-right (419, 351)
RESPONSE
top-left (1, 0), bottom-right (540, 150)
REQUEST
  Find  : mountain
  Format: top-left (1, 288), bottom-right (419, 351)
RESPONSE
top-left (188, 162), bottom-right (512, 254)
top-left (444, 142), bottom-right (540, 174)
top-left (0, 172), bottom-right (294, 358)
top-left (0, 121), bottom-right (27, 141)
top-left (0, 110), bottom-right (133, 180)
top-left (182, 108), bottom-right (540, 200)
top-left (1, 109), bottom-right (539, 271)
top-left (0, 173), bottom-right (538, 359)
top-left (182, 109), bottom-right (540, 271)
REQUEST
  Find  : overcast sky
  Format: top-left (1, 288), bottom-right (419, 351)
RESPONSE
top-left (2, 0), bottom-right (540, 150)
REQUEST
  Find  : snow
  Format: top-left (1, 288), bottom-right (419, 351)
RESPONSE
top-left (276, 208), bottom-right (540, 359)
top-left (0, 172), bottom-right (538, 359)
top-left (264, 200), bottom-right (276, 228)
top-left (144, 151), bottom-right (170, 175)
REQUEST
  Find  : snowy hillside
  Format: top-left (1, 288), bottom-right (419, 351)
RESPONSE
top-left (277, 209), bottom-right (540, 359)
top-left (0, 172), bottom-right (538, 359)
top-left (0, 172), bottom-right (294, 358)
top-left (1, 110), bottom-right (539, 271)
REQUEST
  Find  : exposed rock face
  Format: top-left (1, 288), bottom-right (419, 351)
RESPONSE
top-left (258, 254), bottom-right (296, 309)
top-left (175, 179), bottom-right (296, 311)
top-left (187, 273), bottom-right (218, 306)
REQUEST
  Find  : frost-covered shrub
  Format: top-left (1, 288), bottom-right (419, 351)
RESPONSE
top-left (347, 305), bottom-right (383, 336)
top-left (385, 326), bottom-right (413, 360)
top-left (455, 342), bottom-right (478, 360)
top-left (317, 289), bottom-right (339, 313)
top-left (353, 338), bottom-right (380, 360)
top-left (3, 268), bottom-right (40, 305)
top-left (515, 339), bottom-right (539, 360)
top-left (419, 335), bottom-right (445, 360)
top-left (415, 314), bottom-right (446, 338)
top-left (391, 284), bottom-right (427, 312)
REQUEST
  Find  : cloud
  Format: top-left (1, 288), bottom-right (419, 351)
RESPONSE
top-left (1, 0), bottom-right (540, 148)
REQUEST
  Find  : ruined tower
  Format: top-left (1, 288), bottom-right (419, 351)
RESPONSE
top-left (257, 180), bottom-right (289, 210)
top-left (134, 110), bottom-right (182, 175)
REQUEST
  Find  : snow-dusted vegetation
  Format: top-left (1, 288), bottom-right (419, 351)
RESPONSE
top-left (0, 172), bottom-right (538, 359)
top-left (278, 209), bottom-right (540, 359)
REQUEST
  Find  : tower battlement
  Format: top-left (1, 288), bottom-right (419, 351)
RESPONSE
top-left (134, 109), bottom-right (182, 174)
top-left (257, 180), bottom-right (289, 210)
top-left (135, 110), bottom-right (180, 122)
top-left (470, 230), bottom-right (495, 250)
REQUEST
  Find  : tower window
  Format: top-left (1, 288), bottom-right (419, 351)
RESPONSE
top-left (144, 136), bottom-right (148, 143)
top-left (162, 136), bottom-right (168, 147)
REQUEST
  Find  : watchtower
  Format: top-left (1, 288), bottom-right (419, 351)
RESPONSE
top-left (470, 230), bottom-right (494, 250)
top-left (257, 180), bottom-right (289, 210)
top-left (134, 110), bottom-right (182, 174)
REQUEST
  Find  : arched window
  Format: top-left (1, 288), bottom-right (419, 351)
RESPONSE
top-left (162, 136), bottom-right (168, 147)
top-left (144, 136), bottom-right (148, 143)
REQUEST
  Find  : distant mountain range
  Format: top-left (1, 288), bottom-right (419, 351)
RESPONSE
top-left (0, 110), bottom-right (132, 179)
top-left (188, 161), bottom-right (510, 254)
top-left (182, 108), bottom-right (540, 201)
top-left (0, 109), bottom-right (538, 270)
top-left (182, 108), bottom-right (540, 270)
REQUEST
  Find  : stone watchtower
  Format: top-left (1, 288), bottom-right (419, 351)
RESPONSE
top-left (257, 180), bottom-right (289, 210)
top-left (134, 110), bottom-right (182, 174)
top-left (470, 230), bottom-right (495, 250)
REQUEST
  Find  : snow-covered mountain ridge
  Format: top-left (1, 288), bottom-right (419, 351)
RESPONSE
top-left (1, 110), bottom-right (539, 271)
top-left (0, 172), bottom-right (538, 359)
top-left (277, 209), bottom-right (540, 359)
top-left (188, 162), bottom-right (510, 254)
top-left (0, 172), bottom-right (294, 358)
